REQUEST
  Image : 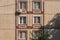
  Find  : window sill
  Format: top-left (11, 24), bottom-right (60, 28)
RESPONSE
top-left (33, 23), bottom-right (42, 28)
top-left (33, 9), bottom-right (41, 13)
top-left (17, 24), bottom-right (27, 28)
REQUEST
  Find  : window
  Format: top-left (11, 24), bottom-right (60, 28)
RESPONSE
top-left (19, 16), bottom-right (26, 24)
top-left (33, 16), bottom-right (40, 24)
top-left (33, 31), bottom-right (41, 40)
top-left (18, 31), bottom-right (27, 40)
top-left (33, 2), bottom-right (40, 9)
top-left (20, 2), bottom-right (27, 10)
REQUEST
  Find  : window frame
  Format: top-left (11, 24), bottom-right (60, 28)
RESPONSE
top-left (18, 15), bottom-right (27, 24)
top-left (33, 2), bottom-right (41, 10)
top-left (17, 30), bottom-right (27, 40)
top-left (33, 15), bottom-right (41, 24)
top-left (19, 1), bottom-right (27, 10)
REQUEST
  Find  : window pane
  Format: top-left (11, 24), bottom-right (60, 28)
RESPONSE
top-left (34, 16), bottom-right (40, 24)
top-left (37, 17), bottom-right (40, 23)
top-left (20, 32), bottom-right (22, 38)
top-left (20, 2), bottom-right (27, 9)
top-left (20, 2), bottom-right (22, 9)
top-left (23, 17), bottom-right (26, 24)
top-left (20, 17), bottom-right (22, 23)
top-left (22, 32), bottom-right (26, 38)
top-left (20, 16), bottom-right (26, 24)
top-left (34, 17), bottom-right (36, 23)
top-left (18, 31), bottom-right (26, 40)
top-left (18, 32), bottom-right (22, 38)
top-left (34, 2), bottom-right (40, 9)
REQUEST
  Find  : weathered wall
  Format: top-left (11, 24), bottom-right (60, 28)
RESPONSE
top-left (0, 0), bottom-right (15, 40)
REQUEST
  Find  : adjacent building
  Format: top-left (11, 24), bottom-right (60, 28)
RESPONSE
top-left (0, 0), bottom-right (15, 40)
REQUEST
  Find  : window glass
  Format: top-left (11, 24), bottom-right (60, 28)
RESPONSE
top-left (22, 32), bottom-right (26, 38)
top-left (20, 16), bottom-right (26, 24)
top-left (34, 16), bottom-right (40, 24)
top-left (34, 2), bottom-right (40, 9)
top-left (20, 17), bottom-right (22, 23)
top-left (23, 17), bottom-right (26, 24)
top-left (18, 31), bottom-right (26, 40)
top-left (20, 2), bottom-right (27, 10)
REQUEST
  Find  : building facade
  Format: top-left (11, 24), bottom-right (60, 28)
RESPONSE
top-left (15, 0), bottom-right (44, 40)
top-left (0, 0), bottom-right (60, 40)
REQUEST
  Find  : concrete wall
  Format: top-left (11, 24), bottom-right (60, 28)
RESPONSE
top-left (0, 0), bottom-right (15, 40)
top-left (44, 0), bottom-right (60, 25)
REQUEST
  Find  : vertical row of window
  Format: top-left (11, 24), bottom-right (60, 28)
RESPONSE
top-left (19, 16), bottom-right (41, 24)
top-left (20, 2), bottom-right (40, 10)
top-left (17, 1), bottom-right (41, 40)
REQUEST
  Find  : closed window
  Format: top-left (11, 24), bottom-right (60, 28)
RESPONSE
top-left (33, 2), bottom-right (40, 9)
top-left (34, 16), bottom-right (40, 24)
top-left (20, 2), bottom-right (27, 10)
top-left (18, 31), bottom-right (27, 40)
top-left (19, 16), bottom-right (26, 24)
